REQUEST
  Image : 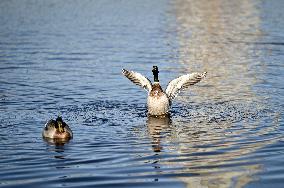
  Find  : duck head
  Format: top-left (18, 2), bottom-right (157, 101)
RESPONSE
top-left (152, 66), bottom-right (159, 82)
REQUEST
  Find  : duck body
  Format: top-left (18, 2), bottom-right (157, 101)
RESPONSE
top-left (147, 83), bottom-right (170, 116)
top-left (122, 66), bottom-right (206, 116)
top-left (42, 117), bottom-right (73, 140)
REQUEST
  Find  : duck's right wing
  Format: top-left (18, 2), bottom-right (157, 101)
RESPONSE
top-left (122, 69), bottom-right (152, 92)
top-left (166, 72), bottom-right (207, 101)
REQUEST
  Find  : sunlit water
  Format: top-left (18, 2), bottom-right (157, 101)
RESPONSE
top-left (0, 0), bottom-right (283, 187)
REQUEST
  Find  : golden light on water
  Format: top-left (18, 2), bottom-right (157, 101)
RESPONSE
top-left (174, 0), bottom-right (263, 102)
top-left (140, 1), bottom-right (280, 187)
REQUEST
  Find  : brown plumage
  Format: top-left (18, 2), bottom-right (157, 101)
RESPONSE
top-left (42, 117), bottom-right (73, 140)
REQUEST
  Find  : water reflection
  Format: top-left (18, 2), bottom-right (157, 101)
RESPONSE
top-left (43, 137), bottom-right (71, 146)
top-left (174, 0), bottom-right (262, 103)
top-left (147, 115), bottom-right (172, 152)
top-left (43, 136), bottom-right (70, 162)
top-left (169, 0), bottom-right (280, 187)
top-left (0, 0), bottom-right (282, 187)
top-left (145, 115), bottom-right (280, 187)
top-left (44, 138), bottom-right (70, 171)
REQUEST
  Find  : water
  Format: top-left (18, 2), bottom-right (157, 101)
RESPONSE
top-left (0, 0), bottom-right (283, 187)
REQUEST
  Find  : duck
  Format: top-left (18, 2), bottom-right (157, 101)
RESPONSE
top-left (122, 66), bottom-right (207, 116)
top-left (42, 116), bottom-right (73, 140)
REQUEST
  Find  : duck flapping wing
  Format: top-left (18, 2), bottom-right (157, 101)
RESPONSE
top-left (165, 72), bottom-right (207, 101)
top-left (122, 69), bottom-right (152, 92)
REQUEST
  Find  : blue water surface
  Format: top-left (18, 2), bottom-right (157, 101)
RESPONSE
top-left (0, 0), bottom-right (283, 187)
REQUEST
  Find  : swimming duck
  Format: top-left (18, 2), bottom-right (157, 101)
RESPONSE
top-left (122, 66), bottom-right (207, 116)
top-left (42, 117), bottom-right (73, 140)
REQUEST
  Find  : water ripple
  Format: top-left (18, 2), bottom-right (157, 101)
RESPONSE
top-left (0, 0), bottom-right (284, 187)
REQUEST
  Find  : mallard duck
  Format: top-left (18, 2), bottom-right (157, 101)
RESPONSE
top-left (122, 66), bottom-right (207, 116)
top-left (42, 117), bottom-right (73, 140)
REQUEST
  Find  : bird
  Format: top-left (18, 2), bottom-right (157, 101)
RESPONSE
top-left (42, 116), bottom-right (73, 140)
top-left (122, 66), bottom-right (207, 116)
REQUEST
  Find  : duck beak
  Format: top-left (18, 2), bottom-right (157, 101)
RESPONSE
top-left (57, 122), bottom-right (64, 133)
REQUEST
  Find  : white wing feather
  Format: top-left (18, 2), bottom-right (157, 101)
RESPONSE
top-left (122, 69), bottom-right (152, 92)
top-left (166, 72), bottom-right (207, 101)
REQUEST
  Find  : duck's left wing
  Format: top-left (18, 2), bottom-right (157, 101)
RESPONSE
top-left (166, 72), bottom-right (207, 101)
top-left (122, 69), bottom-right (152, 92)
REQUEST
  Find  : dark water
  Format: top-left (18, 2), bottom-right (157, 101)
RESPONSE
top-left (0, 0), bottom-right (283, 187)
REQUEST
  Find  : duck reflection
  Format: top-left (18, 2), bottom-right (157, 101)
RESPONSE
top-left (44, 137), bottom-right (70, 166)
top-left (146, 115), bottom-right (172, 152)
top-left (43, 137), bottom-right (71, 146)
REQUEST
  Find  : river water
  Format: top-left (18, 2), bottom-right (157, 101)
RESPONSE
top-left (0, 0), bottom-right (283, 187)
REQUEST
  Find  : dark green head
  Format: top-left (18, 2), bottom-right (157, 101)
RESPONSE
top-left (56, 116), bottom-right (63, 123)
top-left (152, 66), bottom-right (159, 82)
